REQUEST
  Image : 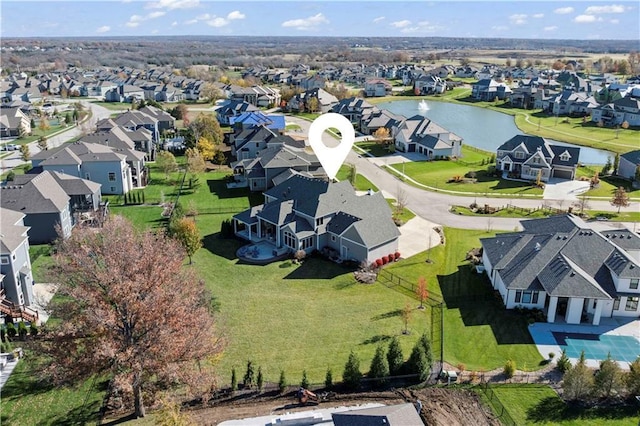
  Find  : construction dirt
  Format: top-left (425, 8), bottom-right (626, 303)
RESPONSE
top-left (186, 387), bottom-right (502, 425)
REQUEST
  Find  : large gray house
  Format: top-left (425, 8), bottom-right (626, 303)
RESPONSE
top-left (481, 215), bottom-right (640, 325)
top-left (232, 175), bottom-right (400, 264)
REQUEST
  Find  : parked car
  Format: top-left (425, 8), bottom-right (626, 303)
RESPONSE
top-left (1, 143), bottom-right (19, 151)
top-left (440, 370), bottom-right (458, 384)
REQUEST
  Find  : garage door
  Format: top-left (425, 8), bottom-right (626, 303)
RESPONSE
top-left (553, 169), bottom-right (573, 179)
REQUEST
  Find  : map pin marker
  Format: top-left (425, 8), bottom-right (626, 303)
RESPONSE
top-left (308, 113), bottom-right (355, 181)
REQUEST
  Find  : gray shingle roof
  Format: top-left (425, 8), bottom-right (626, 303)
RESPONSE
top-left (0, 208), bottom-right (29, 253)
top-left (1, 171), bottom-right (69, 214)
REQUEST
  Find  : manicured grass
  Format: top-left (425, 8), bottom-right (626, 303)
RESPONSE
top-left (29, 244), bottom-right (54, 283)
top-left (387, 228), bottom-right (544, 372)
top-left (386, 199), bottom-right (416, 223)
top-left (389, 159), bottom-right (543, 197)
top-left (575, 167), bottom-right (640, 199)
top-left (0, 355), bottom-right (107, 426)
top-left (90, 101), bottom-right (131, 111)
top-left (336, 165), bottom-right (379, 192)
top-left (354, 141), bottom-right (393, 157)
top-left (451, 205), bottom-right (640, 222)
top-left (489, 384), bottom-right (639, 425)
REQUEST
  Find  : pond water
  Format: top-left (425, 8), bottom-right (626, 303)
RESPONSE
top-left (378, 100), bottom-right (612, 165)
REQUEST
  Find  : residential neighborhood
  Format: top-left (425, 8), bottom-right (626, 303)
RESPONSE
top-left (0, 29), bottom-right (639, 426)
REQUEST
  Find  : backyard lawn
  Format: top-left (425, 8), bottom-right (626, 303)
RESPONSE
top-left (489, 384), bottom-right (639, 425)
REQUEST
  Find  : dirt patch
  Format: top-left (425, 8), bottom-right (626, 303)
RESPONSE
top-left (185, 388), bottom-right (500, 425)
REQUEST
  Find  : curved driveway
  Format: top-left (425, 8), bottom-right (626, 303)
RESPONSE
top-left (285, 116), bottom-right (638, 232)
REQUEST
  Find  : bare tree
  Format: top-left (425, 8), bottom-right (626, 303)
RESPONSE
top-left (611, 186), bottom-right (630, 213)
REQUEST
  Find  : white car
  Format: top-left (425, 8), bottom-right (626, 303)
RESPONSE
top-left (1, 143), bottom-right (19, 151)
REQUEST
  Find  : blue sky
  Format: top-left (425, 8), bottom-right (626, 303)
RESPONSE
top-left (1, 1), bottom-right (638, 39)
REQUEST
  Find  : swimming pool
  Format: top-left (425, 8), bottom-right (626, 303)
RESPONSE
top-left (552, 332), bottom-right (640, 363)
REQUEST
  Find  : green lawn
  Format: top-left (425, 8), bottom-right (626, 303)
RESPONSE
top-left (450, 205), bottom-right (640, 222)
top-left (575, 167), bottom-right (640, 199)
top-left (389, 158), bottom-right (543, 197)
top-left (354, 141), bottom-right (393, 157)
top-left (0, 356), bottom-right (107, 426)
top-left (387, 228), bottom-right (544, 372)
top-left (489, 384), bottom-right (639, 425)
top-left (336, 165), bottom-right (379, 192)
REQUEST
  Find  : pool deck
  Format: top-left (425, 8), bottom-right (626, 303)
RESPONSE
top-left (529, 317), bottom-right (640, 369)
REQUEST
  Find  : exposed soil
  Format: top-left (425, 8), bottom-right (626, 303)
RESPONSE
top-left (185, 387), bottom-right (501, 425)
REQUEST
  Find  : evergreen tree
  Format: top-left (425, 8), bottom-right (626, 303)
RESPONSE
top-left (387, 336), bottom-right (404, 375)
top-left (231, 368), bottom-right (237, 391)
top-left (562, 350), bottom-right (594, 401)
top-left (369, 346), bottom-right (389, 386)
top-left (407, 342), bottom-right (430, 381)
top-left (594, 353), bottom-right (622, 398)
top-left (301, 370), bottom-right (309, 388)
top-left (343, 351), bottom-right (362, 390)
top-left (243, 360), bottom-right (255, 389)
top-left (278, 370), bottom-right (287, 394)
top-left (257, 367), bottom-right (264, 392)
top-left (417, 333), bottom-right (433, 368)
top-left (626, 356), bottom-right (640, 395)
top-left (557, 349), bottom-right (571, 373)
top-left (325, 368), bottom-right (333, 389)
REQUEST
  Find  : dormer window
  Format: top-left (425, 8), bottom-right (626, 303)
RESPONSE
top-left (515, 151), bottom-right (524, 159)
top-left (559, 150), bottom-right (571, 161)
top-left (316, 217), bottom-right (324, 226)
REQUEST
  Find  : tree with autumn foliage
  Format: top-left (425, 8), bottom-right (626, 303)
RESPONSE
top-left (610, 186), bottom-right (630, 213)
top-left (185, 148), bottom-right (206, 175)
top-left (197, 136), bottom-right (215, 162)
top-left (40, 216), bottom-right (223, 418)
top-left (189, 113), bottom-right (223, 146)
top-left (416, 276), bottom-right (428, 309)
top-left (171, 217), bottom-right (202, 264)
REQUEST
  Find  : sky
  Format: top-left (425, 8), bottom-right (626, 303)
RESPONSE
top-left (1, 0), bottom-right (639, 40)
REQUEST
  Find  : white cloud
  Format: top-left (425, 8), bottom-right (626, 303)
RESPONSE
top-left (585, 5), bottom-right (625, 14)
top-left (390, 20), bottom-right (412, 28)
top-left (544, 26), bottom-right (558, 31)
top-left (373, 16), bottom-right (385, 24)
top-left (147, 0), bottom-right (199, 10)
top-left (509, 14), bottom-right (527, 25)
top-left (574, 14), bottom-right (601, 23)
top-left (281, 13), bottom-right (329, 31)
top-left (227, 11), bottom-right (245, 21)
top-left (401, 21), bottom-right (442, 34)
top-left (196, 13), bottom-right (211, 20)
top-left (96, 25), bottom-right (110, 33)
top-left (171, 21), bottom-right (178, 27)
top-left (126, 11), bottom-right (165, 28)
top-left (207, 17), bottom-right (228, 27)
top-left (554, 7), bottom-right (574, 14)
top-left (532, 13), bottom-right (544, 19)
top-left (492, 25), bottom-right (509, 32)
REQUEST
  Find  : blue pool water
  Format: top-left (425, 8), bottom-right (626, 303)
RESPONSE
top-left (553, 332), bottom-right (640, 363)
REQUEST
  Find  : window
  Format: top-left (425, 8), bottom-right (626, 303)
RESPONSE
top-left (515, 151), bottom-right (524, 159)
top-left (301, 237), bottom-right (313, 250)
top-left (85, 173), bottom-right (91, 180)
top-left (515, 290), bottom-right (538, 304)
top-left (0, 256), bottom-right (8, 265)
top-left (331, 235), bottom-right (336, 242)
top-left (283, 231), bottom-right (296, 249)
top-left (515, 291), bottom-right (521, 303)
top-left (613, 297), bottom-right (620, 310)
top-left (110, 186), bottom-right (116, 192)
top-left (316, 217), bottom-right (324, 226)
top-left (631, 279), bottom-right (639, 290)
top-left (108, 172), bottom-right (116, 182)
top-left (625, 297), bottom-right (639, 311)
top-left (559, 151), bottom-right (571, 161)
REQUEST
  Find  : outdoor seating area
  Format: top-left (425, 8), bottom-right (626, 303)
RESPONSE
top-left (236, 241), bottom-right (290, 265)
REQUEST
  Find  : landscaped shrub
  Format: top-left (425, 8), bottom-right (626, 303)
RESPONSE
top-left (294, 250), bottom-right (306, 263)
top-left (243, 360), bottom-right (255, 389)
top-left (325, 368), bottom-right (333, 389)
top-left (231, 368), bottom-right (237, 391)
top-left (394, 252), bottom-right (401, 261)
top-left (369, 346), bottom-right (389, 386)
top-left (6, 323), bottom-right (16, 340)
top-left (503, 359), bottom-right (516, 378)
top-left (388, 254), bottom-right (394, 263)
top-left (382, 255), bottom-right (389, 265)
top-left (406, 343), bottom-right (429, 381)
top-left (417, 333), bottom-right (433, 368)
top-left (557, 350), bottom-right (571, 373)
top-left (375, 258), bottom-right (383, 267)
top-left (301, 370), bottom-right (309, 388)
top-left (278, 370), bottom-right (287, 393)
top-left (387, 336), bottom-right (404, 375)
top-left (343, 351), bottom-right (362, 390)
top-left (29, 322), bottom-right (38, 337)
top-left (257, 367), bottom-right (264, 392)
top-left (18, 322), bottom-right (27, 340)
top-left (220, 219), bottom-right (234, 238)
top-left (0, 328), bottom-right (5, 342)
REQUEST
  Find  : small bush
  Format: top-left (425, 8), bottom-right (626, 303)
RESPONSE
top-left (18, 322), bottom-right (28, 340)
top-left (29, 323), bottom-right (38, 337)
top-left (325, 368), bottom-right (333, 389)
top-left (548, 352), bottom-right (555, 360)
top-left (382, 255), bottom-right (389, 265)
top-left (257, 367), bottom-right (264, 392)
top-left (394, 252), bottom-right (401, 260)
top-left (6, 323), bottom-right (16, 340)
top-left (557, 350), bottom-right (571, 373)
top-left (388, 254), bottom-right (394, 263)
top-left (231, 368), bottom-right (237, 391)
top-left (301, 370), bottom-right (309, 389)
top-left (457, 363), bottom-right (466, 373)
top-left (294, 250), bottom-right (306, 262)
top-left (278, 370), bottom-right (287, 394)
top-left (504, 359), bottom-right (516, 378)
top-left (375, 258), bottom-right (383, 267)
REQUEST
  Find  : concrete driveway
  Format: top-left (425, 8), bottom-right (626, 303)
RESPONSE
top-left (397, 216), bottom-right (442, 259)
top-left (543, 179), bottom-right (591, 201)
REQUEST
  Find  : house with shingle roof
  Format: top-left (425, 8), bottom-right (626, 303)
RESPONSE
top-left (0, 106), bottom-right (31, 137)
top-left (481, 215), bottom-right (640, 325)
top-left (591, 96), bottom-right (640, 127)
top-left (617, 150), bottom-right (640, 184)
top-left (496, 135), bottom-right (580, 181)
top-left (393, 115), bottom-right (462, 159)
top-left (233, 175), bottom-right (400, 264)
top-left (286, 88), bottom-right (338, 114)
top-left (216, 100), bottom-right (260, 125)
top-left (1, 172), bottom-right (72, 244)
top-left (332, 403), bottom-right (423, 426)
top-left (0, 208), bottom-right (36, 310)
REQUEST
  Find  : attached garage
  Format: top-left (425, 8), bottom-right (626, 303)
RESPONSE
top-left (552, 168), bottom-right (573, 180)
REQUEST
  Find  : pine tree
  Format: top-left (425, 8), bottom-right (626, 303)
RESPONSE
top-left (627, 356), bottom-right (640, 395)
top-left (278, 370), bottom-right (287, 394)
top-left (257, 367), bottom-right (264, 392)
top-left (325, 368), bottom-right (333, 389)
top-left (557, 349), bottom-right (571, 373)
top-left (243, 360), bottom-right (255, 389)
top-left (343, 351), bottom-right (362, 390)
top-left (407, 342), bottom-right (429, 381)
top-left (231, 368), bottom-right (237, 392)
top-left (387, 336), bottom-right (404, 375)
top-left (301, 370), bottom-right (309, 388)
top-left (562, 350), bottom-right (594, 401)
top-left (369, 346), bottom-right (389, 386)
top-left (594, 353), bottom-right (622, 398)
top-left (417, 333), bottom-right (433, 368)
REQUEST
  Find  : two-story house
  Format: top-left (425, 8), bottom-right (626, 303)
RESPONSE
top-left (393, 115), bottom-right (463, 159)
top-left (232, 175), bottom-right (400, 264)
top-left (495, 135), bottom-right (580, 181)
top-left (364, 79), bottom-right (392, 97)
top-left (481, 215), bottom-right (640, 325)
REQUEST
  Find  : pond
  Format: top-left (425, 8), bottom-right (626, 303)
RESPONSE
top-left (378, 100), bottom-right (612, 165)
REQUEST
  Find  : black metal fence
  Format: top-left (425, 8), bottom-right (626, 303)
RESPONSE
top-left (478, 381), bottom-right (517, 426)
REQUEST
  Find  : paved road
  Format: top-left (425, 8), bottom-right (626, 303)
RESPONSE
top-left (285, 116), bottom-right (638, 232)
top-left (1, 101), bottom-right (113, 173)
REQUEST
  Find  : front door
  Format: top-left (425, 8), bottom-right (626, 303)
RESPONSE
top-left (341, 246), bottom-right (349, 259)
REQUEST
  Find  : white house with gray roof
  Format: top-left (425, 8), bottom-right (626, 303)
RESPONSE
top-left (0, 209), bottom-right (35, 311)
top-left (481, 215), bottom-right (640, 325)
top-left (232, 175), bottom-right (400, 264)
top-left (617, 150), bottom-right (640, 184)
top-left (393, 115), bottom-right (462, 159)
